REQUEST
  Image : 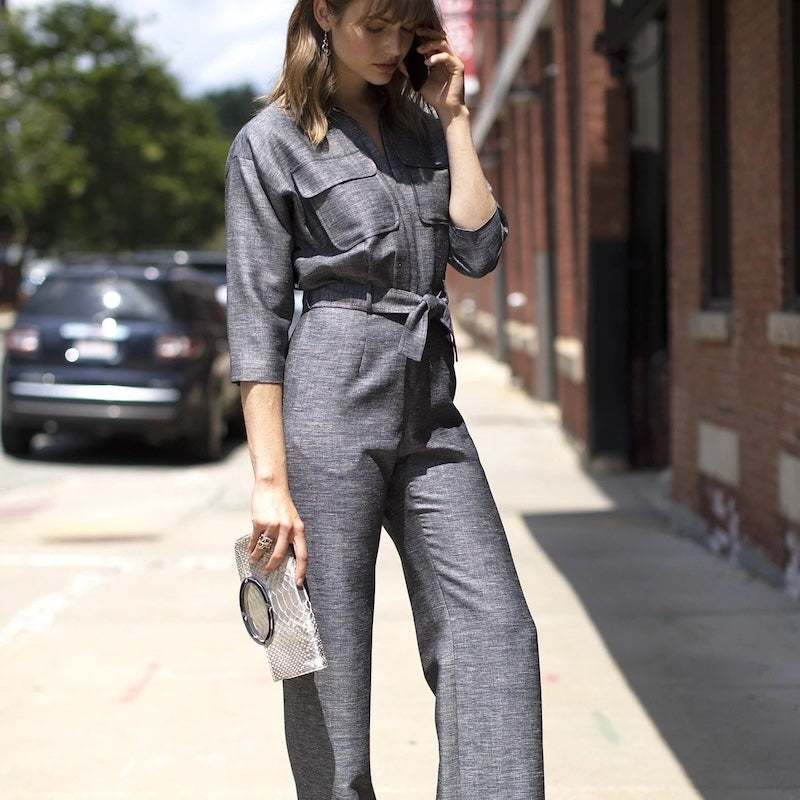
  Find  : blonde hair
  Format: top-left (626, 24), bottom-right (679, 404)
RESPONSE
top-left (270, 0), bottom-right (445, 145)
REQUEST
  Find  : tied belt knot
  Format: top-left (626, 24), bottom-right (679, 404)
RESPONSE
top-left (303, 282), bottom-right (456, 362)
top-left (401, 292), bottom-right (453, 362)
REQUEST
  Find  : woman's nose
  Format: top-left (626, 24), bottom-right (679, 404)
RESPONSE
top-left (384, 31), bottom-right (406, 58)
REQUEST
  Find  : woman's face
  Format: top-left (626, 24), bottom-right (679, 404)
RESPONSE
top-left (328, 1), bottom-right (417, 91)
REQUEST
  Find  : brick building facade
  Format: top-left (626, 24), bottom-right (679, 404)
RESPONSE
top-left (449, 0), bottom-right (800, 590)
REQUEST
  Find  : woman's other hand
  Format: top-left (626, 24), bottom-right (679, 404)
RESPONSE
top-left (412, 26), bottom-right (498, 232)
top-left (414, 28), bottom-right (467, 121)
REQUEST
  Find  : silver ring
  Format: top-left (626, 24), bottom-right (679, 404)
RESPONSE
top-left (255, 532), bottom-right (274, 551)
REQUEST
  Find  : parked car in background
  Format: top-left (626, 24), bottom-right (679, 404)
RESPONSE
top-left (1, 262), bottom-right (242, 460)
top-left (133, 250), bottom-right (228, 305)
top-left (132, 248), bottom-right (303, 331)
top-left (17, 257), bottom-right (64, 301)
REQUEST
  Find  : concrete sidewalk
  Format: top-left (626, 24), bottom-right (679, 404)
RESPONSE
top-left (3, 323), bottom-right (800, 799)
top-left (454, 340), bottom-right (800, 800)
top-left (225, 339), bottom-right (800, 799)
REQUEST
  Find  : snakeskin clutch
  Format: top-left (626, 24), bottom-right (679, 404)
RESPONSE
top-left (234, 535), bottom-right (327, 681)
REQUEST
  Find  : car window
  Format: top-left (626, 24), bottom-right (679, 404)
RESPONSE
top-left (193, 267), bottom-right (227, 288)
top-left (193, 282), bottom-right (227, 325)
top-left (178, 286), bottom-right (212, 322)
top-left (23, 276), bottom-right (173, 322)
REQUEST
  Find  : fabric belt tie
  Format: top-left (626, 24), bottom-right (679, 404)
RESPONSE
top-left (303, 282), bottom-right (456, 362)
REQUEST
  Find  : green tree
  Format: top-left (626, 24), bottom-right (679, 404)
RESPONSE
top-left (202, 84), bottom-right (266, 143)
top-left (0, 1), bottom-right (228, 251)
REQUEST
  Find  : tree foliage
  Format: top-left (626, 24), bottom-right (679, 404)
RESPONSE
top-left (202, 84), bottom-right (265, 143)
top-left (0, 2), bottom-right (229, 251)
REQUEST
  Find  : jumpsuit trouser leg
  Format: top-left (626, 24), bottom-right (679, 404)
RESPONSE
top-left (383, 446), bottom-right (545, 800)
top-left (281, 309), bottom-right (544, 800)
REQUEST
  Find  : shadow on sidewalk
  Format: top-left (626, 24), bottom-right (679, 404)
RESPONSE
top-left (523, 473), bottom-right (800, 800)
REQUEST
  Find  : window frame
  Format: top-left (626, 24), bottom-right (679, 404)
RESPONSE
top-left (783, 0), bottom-right (800, 309)
top-left (701, 0), bottom-right (732, 308)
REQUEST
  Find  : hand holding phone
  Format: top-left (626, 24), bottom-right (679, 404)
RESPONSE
top-left (404, 36), bottom-right (429, 92)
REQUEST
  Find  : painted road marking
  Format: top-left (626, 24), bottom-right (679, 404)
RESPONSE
top-left (120, 662), bottom-right (161, 704)
top-left (0, 552), bottom-right (232, 571)
top-left (0, 553), bottom-right (234, 649)
top-left (0, 573), bottom-right (106, 648)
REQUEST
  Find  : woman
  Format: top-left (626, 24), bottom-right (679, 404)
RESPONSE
top-left (225, 1), bottom-right (545, 797)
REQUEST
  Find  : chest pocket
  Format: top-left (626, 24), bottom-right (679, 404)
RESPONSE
top-left (397, 153), bottom-right (450, 227)
top-left (292, 154), bottom-right (399, 251)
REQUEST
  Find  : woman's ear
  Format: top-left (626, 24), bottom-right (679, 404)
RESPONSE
top-left (312, 0), bottom-right (331, 31)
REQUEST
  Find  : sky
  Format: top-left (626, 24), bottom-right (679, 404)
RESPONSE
top-left (13, 0), bottom-right (298, 96)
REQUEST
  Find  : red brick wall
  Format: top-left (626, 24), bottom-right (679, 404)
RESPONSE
top-left (447, 0), bottom-right (503, 339)
top-left (551, 0), bottom-right (584, 443)
top-left (451, 0), bottom-right (628, 457)
top-left (447, 0), bottom-right (504, 348)
top-left (669, 0), bottom-right (705, 507)
top-left (454, 0), bottom-right (800, 577)
top-left (556, 0), bottom-right (580, 339)
top-left (670, 0), bottom-right (800, 568)
top-left (730, 0), bottom-right (786, 564)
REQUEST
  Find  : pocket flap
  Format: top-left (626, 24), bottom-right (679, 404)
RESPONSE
top-left (396, 152), bottom-right (448, 170)
top-left (292, 154), bottom-right (378, 198)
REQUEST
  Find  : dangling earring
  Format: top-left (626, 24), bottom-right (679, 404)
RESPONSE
top-left (321, 31), bottom-right (330, 60)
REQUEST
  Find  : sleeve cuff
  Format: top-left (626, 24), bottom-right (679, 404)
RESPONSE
top-left (448, 206), bottom-right (509, 277)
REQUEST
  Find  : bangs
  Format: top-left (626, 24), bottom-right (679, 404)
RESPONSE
top-left (356, 0), bottom-right (442, 29)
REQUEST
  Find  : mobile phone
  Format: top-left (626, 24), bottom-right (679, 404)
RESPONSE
top-left (404, 36), bottom-right (429, 92)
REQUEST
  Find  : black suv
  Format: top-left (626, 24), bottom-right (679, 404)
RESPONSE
top-left (2, 263), bottom-right (242, 460)
top-left (133, 250), bottom-right (228, 305)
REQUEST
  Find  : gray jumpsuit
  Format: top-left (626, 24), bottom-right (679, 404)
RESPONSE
top-left (225, 103), bottom-right (544, 800)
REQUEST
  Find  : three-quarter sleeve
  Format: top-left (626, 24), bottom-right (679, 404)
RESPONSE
top-left (225, 144), bottom-right (295, 384)
top-left (448, 205), bottom-right (510, 278)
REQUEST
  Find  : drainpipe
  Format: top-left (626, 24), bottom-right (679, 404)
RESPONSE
top-left (472, 0), bottom-right (553, 150)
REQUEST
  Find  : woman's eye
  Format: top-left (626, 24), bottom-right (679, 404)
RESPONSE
top-left (365, 25), bottom-right (385, 34)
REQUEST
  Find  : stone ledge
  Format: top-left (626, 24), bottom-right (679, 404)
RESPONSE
top-left (554, 337), bottom-right (584, 384)
top-left (767, 311), bottom-right (800, 350)
top-left (779, 451), bottom-right (800, 525)
top-left (505, 320), bottom-right (539, 356)
top-left (689, 310), bottom-right (732, 343)
top-left (697, 421), bottom-right (740, 487)
top-left (456, 306), bottom-right (496, 343)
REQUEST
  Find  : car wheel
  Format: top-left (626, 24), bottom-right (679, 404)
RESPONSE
top-left (186, 384), bottom-right (225, 462)
top-left (1, 423), bottom-right (34, 457)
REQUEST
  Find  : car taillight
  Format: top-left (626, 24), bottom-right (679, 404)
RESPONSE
top-left (5, 327), bottom-right (40, 355)
top-left (154, 334), bottom-right (206, 360)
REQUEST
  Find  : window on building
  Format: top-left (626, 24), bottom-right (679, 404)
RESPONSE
top-left (702, 0), bottom-right (731, 306)
top-left (790, 0), bottom-right (800, 307)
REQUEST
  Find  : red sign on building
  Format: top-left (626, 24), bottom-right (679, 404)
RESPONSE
top-left (439, 0), bottom-right (479, 96)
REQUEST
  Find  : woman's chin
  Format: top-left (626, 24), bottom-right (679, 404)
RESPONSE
top-left (368, 70), bottom-right (396, 86)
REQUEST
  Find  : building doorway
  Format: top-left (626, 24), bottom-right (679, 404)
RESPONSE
top-left (625, 17), bottom-right (670, 467)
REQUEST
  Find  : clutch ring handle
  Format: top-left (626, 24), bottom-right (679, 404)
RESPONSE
top-left (239, 576), bottom-right (275, 645)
